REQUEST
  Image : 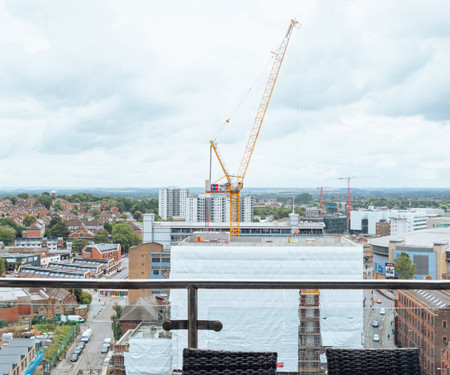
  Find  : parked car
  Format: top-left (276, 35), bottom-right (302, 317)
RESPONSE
top-left (70, 353), bottom-right (79, 362)
top-left (101, 344), bottom-right (109, 354)
top-left (74, 347), bottom-right (82, 355)
top-left (372, 320), bottom-right (379, 328)
top-left (373, 334), bottom-right (380, 342)
top-left (103, 338), bottom-right (112, 349)
top-left (81, 329), bottom-right (92, 342)
top-left (78, 341), bottom-right (85, 349)
top-left (380, 308), bottom-right (386, 315)
top-left (376, 298), bottom-right (382, 304)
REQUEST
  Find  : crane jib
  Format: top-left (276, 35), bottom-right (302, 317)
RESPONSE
top-left (206, 19), bottom-right (298, 236)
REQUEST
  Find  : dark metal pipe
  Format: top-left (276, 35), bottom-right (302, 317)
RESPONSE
top-left (188, 286), bottom-right (198, 348)
top-left (0, 278), bottom-right (449, 290)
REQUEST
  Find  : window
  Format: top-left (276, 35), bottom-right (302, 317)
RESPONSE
top-left (444, 336), bottom-right (447, 344)
top-left (153, 270), bottom-right (159, 275)
top-left (444, 321), bottom-right (447, 328)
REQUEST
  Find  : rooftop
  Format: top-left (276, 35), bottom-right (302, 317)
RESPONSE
top-left (368, 227), bottom-right (450, 248)
top-left (409, 289), bottom-right (450, 309)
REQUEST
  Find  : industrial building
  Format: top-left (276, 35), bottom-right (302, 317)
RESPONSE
top-left (368, 227), bottom-right (450, 279)
top-left (143, 213), bottom-right (325, 250)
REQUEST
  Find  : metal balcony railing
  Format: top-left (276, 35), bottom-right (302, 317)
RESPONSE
top-left (1, 278), bottom-right (449, 348)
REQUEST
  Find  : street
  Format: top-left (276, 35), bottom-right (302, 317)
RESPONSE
top-left (51, 257), bottom-right (128, 374)
top-left (363, 289), bottom-right (396, 349)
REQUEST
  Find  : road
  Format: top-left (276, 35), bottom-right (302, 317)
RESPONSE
top-left (52, 257), bottom-right (128, 374)
top-left (363, 289), bottom-right (396, 348)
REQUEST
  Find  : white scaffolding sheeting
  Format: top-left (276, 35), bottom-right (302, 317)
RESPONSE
top-left (124, 338), bottom-right (172, 375)
top-left (169, 245), bottom-right (363, 372)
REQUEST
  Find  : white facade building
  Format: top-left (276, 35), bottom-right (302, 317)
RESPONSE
top-left (185, 194), bottom-right (252, 223)
top-left (350, 208), bottom-right (428, 235)
top-left (158, 187), bottom-right (188, 220)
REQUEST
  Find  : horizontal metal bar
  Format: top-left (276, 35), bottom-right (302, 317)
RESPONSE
top-left (0, 278), bottom-right (449, 290)
top-left (163, 320), bottom-right (223, 332)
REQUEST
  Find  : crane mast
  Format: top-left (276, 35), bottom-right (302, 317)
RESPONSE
top-left (206, 19), bottom-right (298, 236)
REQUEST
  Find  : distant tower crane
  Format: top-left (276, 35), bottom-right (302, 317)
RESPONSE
top-left (338, 176), bottom-right (374, 232)
top-left (205, 19), bottom-right (298, 236)
top-left (316, 186), bottom-right (330, 211)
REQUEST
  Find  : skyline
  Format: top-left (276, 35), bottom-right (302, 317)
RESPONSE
top-left (1, 1), bottom-right (450, 189)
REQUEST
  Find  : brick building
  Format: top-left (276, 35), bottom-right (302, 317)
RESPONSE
top-left (24, 219), bottom-right (45, 238)
top-left (69, 223), bottom-right (95, 241)
top-left (81, 243), bottom-right (121, 262)
top-left (376, 221), bottom-right (391, 237)
top-left (395, 289), bottom-right (450, 375)
top-left (0, 338), bottom-right (41, 375)
top-left (128, 243), bottom-right (153, 303)
top-left (441, 343), bottom-right (450, 375)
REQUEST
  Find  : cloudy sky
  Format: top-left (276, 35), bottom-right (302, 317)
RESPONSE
top-left (1, 0), bottom-right (450, 189)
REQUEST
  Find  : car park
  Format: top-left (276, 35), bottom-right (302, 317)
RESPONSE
top-left (372, 320), bottom-right (379, 328)
top-left (373, 334), bottom-right (380, 342)
top-left (70, 353), bottom-right (79, 362)
top-left (380, 308), bottom-right (386, 315)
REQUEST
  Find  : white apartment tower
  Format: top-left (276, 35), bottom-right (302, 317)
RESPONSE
top-left (185, 194), bottom-right (253, 223)
top-left (158, 187), bottom-right (188, 220)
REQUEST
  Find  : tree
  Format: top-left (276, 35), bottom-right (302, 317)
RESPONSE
top-left (22, 214), bottom-right (37, 227)
top-left (112, 223), bottom-right (141, 251)
top-left (93, 234), bottom-right (110, 244)
top-left (49, 221), bottom-right (70, 238)
top-left (37, 195), bottom-right (52, 209)
top-left (133, 211), bottom-right (143, 221)
top-left (111, 303), bottom-right (123, 340)
top-left (393, 252), bottom-right (416, 279)
top-left (53, 201), bottom-right (64, 211)
top-left (72, 239), bottom-right (89, 254)
top-left (91, 210), bottom-right (101, 220)
top-left (0, 319), bottom-right (7, 328)
top-left (119, 213), bottom-right (128, 219)
top-left (0, 226), bottom-right (16, 245)
top-left (104, 222), bottom-right (113, 234)
top-left (0, 218), bottom-right (24, 237)
top-left (9, 196), bottom-right (17, 205)
top-left (79, 291), bottom-right (92, 305)
top-left (17, 193), bottom-right (29, 199)
top-left (71, 206), bottom-right (79, 215)
top-left (0, 258), bottom-right (6, 276)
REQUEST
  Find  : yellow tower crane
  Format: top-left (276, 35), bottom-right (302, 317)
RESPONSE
top-left (205, 19), bottom-right (298, 236)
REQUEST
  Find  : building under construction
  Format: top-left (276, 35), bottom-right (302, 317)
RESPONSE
top-left (299, 289), bottom-right (322, 373)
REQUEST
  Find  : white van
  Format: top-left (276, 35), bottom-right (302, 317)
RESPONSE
top-left (81, 329), bottom-right (92, 342)
top-left (67, 315), bottom-right (85, 323)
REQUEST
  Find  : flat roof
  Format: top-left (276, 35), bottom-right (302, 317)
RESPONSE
top-left (183, 235), bottom-right (358, 247)
top-left (368, 227), bottom-right (450, 248)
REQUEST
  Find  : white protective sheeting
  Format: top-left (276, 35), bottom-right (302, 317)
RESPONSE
top-left (169, 245), bottom-right (363, 372)
top-left (124, 338), bottom-right (172, 375)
